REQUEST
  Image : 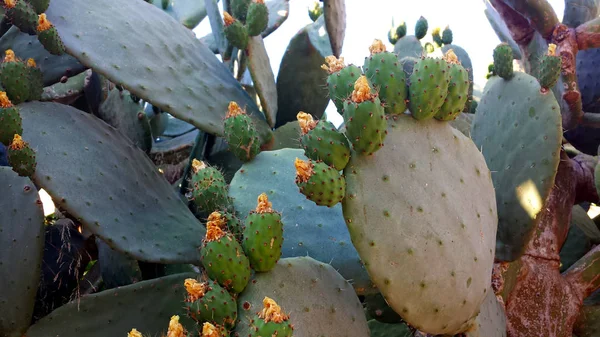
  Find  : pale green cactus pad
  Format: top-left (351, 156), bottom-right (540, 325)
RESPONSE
top-left (343, 114), bottom-right (498, 335)
top-left (465, 289), bottom-right (507, 337)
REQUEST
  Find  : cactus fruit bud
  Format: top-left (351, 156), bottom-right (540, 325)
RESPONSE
top-left (493, 43), bottom-right (514, 80)
top-left (351, 75), bottom-right (373, 103)
top-left (223, 11), bottom-right (235, 26)
top-left (26, 58), bottom-right (36, 67)
top-left (242, 193), bottom-right (283, 271)
top-left (10, 134), bottom-right (25, 149)
top-left (395, 21), bottom-right (407, 39)
top-left (184, 278), bottom-right (206, 302)
top-left (321, 55), bottom-right (345, 74)
top-left (36, 13), bottom-right (51, 32)
top-left (207, 211), bottom-right (227, 228)
top-left (166, 315), bottom-right (185, 337)
top-left (0, 92), bottom-right (13, 108)
top-left (258, 297), bottom-right (290, 323)
top-left (295, 158), bottom-right (346, 207)
top-left (36, 14), bottom-right (65, 55)
top-left (432, 27), bottom-right (442, 47)
top-left (297, 111), bottom-right (316, 134)
top-left (128, 328), bottom-right (143, 337)
top-left (202, 323), bottom-right (221, 337)
top-left (7, 134), bottom-right (37, 176)
top-left (206, 216), bottom-right (227, 242)
top-left (249, 297), bottom-right (293, 337)
top-left (441, 25), bottom-right (453, 45)
top-left (443, 49), bottom-right (459, 64)
top-left (536, 43), bottom-right (561, 90)
top-left (4, 0), bottom-right (16, 8)
top-left (415, 16), bottom-right (428, 40)
top-left (246, 0), bottom-right (269, 36)
top-left (223, 11), bottom-right (249, 49)
top-left (223, 101), bottom-right (261, 162)
top-left (368, 39), bottom-right (386, 55)
top-left (191, 158), bottom-right (207, 173)
top-left (3, 50), bottom-right (16, 63)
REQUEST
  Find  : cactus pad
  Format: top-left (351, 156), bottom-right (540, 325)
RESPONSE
top-left (0, 93), bottom-right (22, 146)
top-left (235, 257), bottom-right (369, 337)
top-left (441, 26), bottom-right (453, 45)
top-left (223, 12), bottom-right (249, 49)
top-left (295, 158), bottom-right (346, 207)
top-left (18, 101), bottom-right (205, 264)
top-left (0, 167), bottom-right (44, 337)
top-left (394, 35), bottom-right (425, 59)
top-left (43, 0), bottom-right (270, 141)
top-left (298, 112), bottom-right (350, 170)
top-left (248, 297), bottom-right (294, 337)
top-left (1, 50), bottom-right (32, 104)
top-left (536, 44), bottom-right (561, 90)
top-left (493, 43), bottom-right (514, 79)
top-left (323, 56), bottom-right (362, 113)
top-left (343, 114), bottom-right (498, 334)
top-left (223, 102), bottom-right (261, 162)
top-left (441, 44), bottom-right (474, 112)
top-left (26, 273), bottom-right (198, 337)
top-left (471, 72), bottom-right (562, 261)
top-left (36, 14), bottom-right (66, 55)
top-left (229, 149), bottom-right (373, 294)
top-left (408, 56), bottom-right (450, 120)
top-left (435, 51), bottom-right (469, 121)
top-left (465, 290), bottom-right (507, 337)
top-left (246, 1), bottom-right (269, 36)
top-left (184, 278), bottom-right (238, 329)
top-left (190, 159), bottom-right (233, 213)
top-left (415, 16), bottom-right (428, 39)
top-left (7, 134), bottom-right (36, 177)
top-left (242, 194), bottom-right (284, 272)
top-left (4, 0), bottom-right (38, 35)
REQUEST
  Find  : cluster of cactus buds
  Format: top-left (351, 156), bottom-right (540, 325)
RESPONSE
top-left (223, 0), bottom-right (269, 50)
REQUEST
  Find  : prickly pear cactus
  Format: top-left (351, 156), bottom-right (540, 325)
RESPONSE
top-left (235, 257), bottom-right (369, 337)
top-left (0, 92), bottom-right (22, 146)
top-left (322, 55), bottom-right (362, 113)
top-left (471, 72), bottom-right (562, 261)
top-left (297, 112), bottom-right (350, 171)
top-left (223, 102), bottom-right (261, 162)
top-left (7, 134), bottom-right (37, 177)
top-left (435, 50), bottom-right (469, 121)
top-left (408, 56), bottom-right (450, 120)
top-left (493, 43), bottom-right (514, 80)
top-left (190, 159), bottom-right (233, 214)
top-left (295, 157), bottom-right (346, 207)
top-left (465, 290), bottom-right (507, 337)
top-left (343, 114), bottom-right (498, 335)
top-left (184, 278), bottom-right (238, 329)
top-left (247, 297), bottom-right (294, 337)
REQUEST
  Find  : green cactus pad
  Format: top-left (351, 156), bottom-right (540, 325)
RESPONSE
top-left (26, 273), bottom-right (198, 337)
top-left (0, 26), bottom-right (86, 86)
top-left (493, 43), bottom-right (514, 79)
top-left (200, 230), bottom-right (251, 294)
top-left (396, 21), bottom-right (407, 39)
top-left (190, 162), bottom-right (233, 213)
top-left (7, 135), bottom-right (37, 177)
top-left (0, 105), bottom-right (22, 146)
top-left (27, 62), bottom-right (43, 100)
top-left (432, 28), bottom-right (443, 47)
top-left (559, 206), bottom-right (600, 272)
top-left (18, 101), bottom-right (205, 264)
top-left (465, 289), bottom-right (507, 337)
top-left (247, 1), bottom-right (269, 36)
top-left (235, 257), bottom-right (370, 337)
top-left (4, 0), bottom-right (38, 35)
top-left (247, 36), bottom-right (278, 127)
top-left (363, 49), bottom-right (408, 115)
top-left (343, 115), bottom-right (498, 335)
top-left (231, 0), bottom-right (251, 21)
top-left (41, 70), bottom-right (87, 103)
top-left (299, 117), bottom-right (350, 171)
top-left (186, 278), bottom-right (238, 329)
top-left (415, 16), bottom-right (428, 39)
top-left (326, 64), bottom-right (362, 113)
top-left (229, 149), bottom-right (374, 294)
top-left (368, 320), bottom-right (413, 337)
top-left (1, 57), bottom-right (32, 104)
top-left (44, 0), bottom-right (271, 142)
top-left (25, 0), bottom-right (49, 13)
top-left (343, 94), bottom-right (388, 155)
top-left (408, 57), bottom-right (450, 120)
top-left (0, 167), bottom-right (44, 337)
top-left (97, 87), bottom-right (153, 153)
top-left (224, 18), bottom-right (249, 50)
top-left (243, 198), bottom-right (284, 272)
top-left (435, 59), bottom-right (469, 121)
top-left (441, 26), bottom-right (453, 45)
top-left (96, 238), bottom-right (143, 289)
top-left (323, 0), bottom-right (345, 57)
top-left (537, 53), bottom-right (561, 89)
top-left (271, 121), bottom-right (302, 150)
top-left (296, 159), bottom-right (346, 207)
top-left (250, 318), bottom-right (293, 337)
top-left (442, 44), bottom-right (474, 112)
top-left (151, 0), bottom-right (209, 29)
top-left (224, 110), bottom-right (261, 162)
top-left (394, 35), bottom-right (425, 59)
top-left (471, 72), bottom-right (562, 261)
top-left (275, 16), bottom-right (332, 127)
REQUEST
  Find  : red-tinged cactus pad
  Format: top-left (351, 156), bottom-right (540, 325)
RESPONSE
top-left (26, 273), bottom-right (198, 337)
top-left (297, 111), bottom-right (350, 171)
top-left (236, 257), bottom-right (369, 337)
top-left (471, 72), bottom-right (562, 261)
top-left (184, 278), bottom-right (238, 329)
top-left (0, 92), bottom-right (22, 146)
top-left (0, 167), bottom-right (44, 337)
top-left (7, 133), bottom-right (37, 177)
top-left (343, 114), bottom-right (498, 335)
top-left (363, 39), bottom-right (408, 115)
top-left (242, 193), bottom-right (284, 272)
top-left (342, 75), bottom-right (388, 155)
top-left (249, 297), bottom-right (294, 337)
top-left (3, 0), bottom-right (38, 35)
top-left (200, 216), bottom-right (251, 294)
top-left (17, 101), bottom-right (205, 264)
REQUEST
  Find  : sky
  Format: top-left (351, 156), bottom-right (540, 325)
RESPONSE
top-left (194, 0), bottom-right (566, 123)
